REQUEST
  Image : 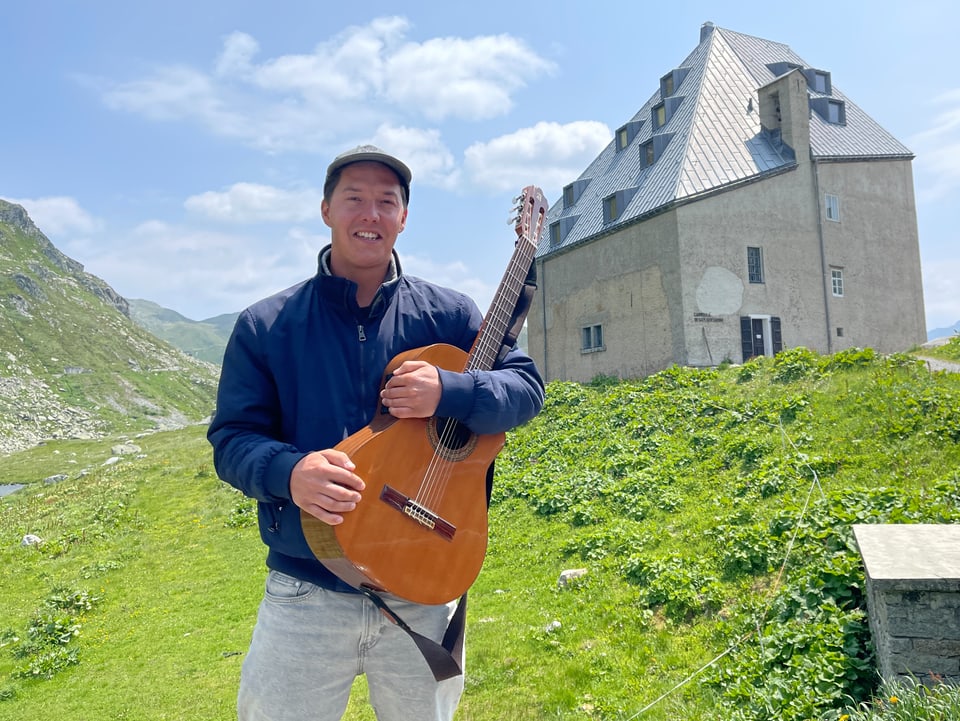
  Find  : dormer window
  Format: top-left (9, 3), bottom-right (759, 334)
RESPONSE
top-left (602, 187), bottom-right (639, 224)
top-left (659, 68), bottom-right (689, 98)
top-left (802, 68), bottom-right (832, 94)
top-left (827, 100), bottom-right (843, 124)
top-left (810, 97), bottom-right (846, 125)
top-left (641, 141), bottom-right (655, 167)
top-left (653, 103), bottom-right (666, 129)
top-left (640, 133), bottom-right (673, 169)
top-left (549, 215), bottom-right (580, 245)
top-left (562, 179), bottom-right (590, 209)
top-left (615, 121), bottom-right (644, 151)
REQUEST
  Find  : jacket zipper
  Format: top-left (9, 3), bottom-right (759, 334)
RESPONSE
top-left (357, 324), bottom-right (366, 342)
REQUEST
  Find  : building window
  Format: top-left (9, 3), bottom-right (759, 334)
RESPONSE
top-left (813, 71), bottom-right (829, 93)
top-left (827, 101), bottom-right (842, 124)
top-left (603, 194), bottom-right (619, 223)
top-left (549, 222), bottom-right (561, 246)
top-left (747, 246), bottom-right (764, 284)
top-left (615, 121), bottom-right (643, 151)
top-left (641, 141), bottom-right (655, 167)
top-left (581, 324), bottom-right (604, 352)
top-left (825, 193), bottom-right (841, 222)
top-left (563, 185), bottom-right (575, 207)
top-left (837, 327), bottom-right (844, 337)
top-left (653, 103), bottom-right (666, 129)
top-left (663, 74), bottom-right (675, 96)
top-left (831, 268), bottom-right (844, 297)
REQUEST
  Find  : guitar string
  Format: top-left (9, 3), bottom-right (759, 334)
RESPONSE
top-left (412, 208), bottom-right (540, 516)
top-left (414, 256), bottom-right (532, 513)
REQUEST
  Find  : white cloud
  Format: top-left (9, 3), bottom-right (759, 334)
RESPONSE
top-left (3, 196), bottom-right (103, 238)
top-left (80, 221), bottom-right (320, 319)
top-left (371, 125), bottom-right (459, 189)
top-left (463, 120), bottom-right (611, 194)
top-left (185, 183), bottom-right (324, 223)
top-left (89, 18), bottom-right (554, 157)
top-left (384, 34), bottom-right (555, 121)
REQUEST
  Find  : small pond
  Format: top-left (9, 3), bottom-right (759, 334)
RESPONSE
top-left (0, 484), bottom-right (25, 498)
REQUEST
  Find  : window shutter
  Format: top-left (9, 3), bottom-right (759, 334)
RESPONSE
top-left (740, 317), bottom-right (753, 361)
top-left (771, 317), bottom-right (783, 354)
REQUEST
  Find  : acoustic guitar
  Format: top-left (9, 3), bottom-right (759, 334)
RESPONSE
top-left (301, 185), bottom-right (547, 605)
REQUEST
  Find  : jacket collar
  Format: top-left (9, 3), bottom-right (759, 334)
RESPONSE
top-left (315, 244), bottom-right (403, 317)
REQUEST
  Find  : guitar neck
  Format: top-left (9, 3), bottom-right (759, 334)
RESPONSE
top-left (466, 186), bottom-right (545, 373)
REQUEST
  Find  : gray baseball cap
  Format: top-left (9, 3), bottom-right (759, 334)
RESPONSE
top-left (325, 145), bottom-right (412, 203)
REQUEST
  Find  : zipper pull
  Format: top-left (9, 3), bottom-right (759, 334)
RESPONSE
top-left (357, 325), bottom-right (366, 342)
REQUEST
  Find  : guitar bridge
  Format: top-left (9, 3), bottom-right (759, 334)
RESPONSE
top-left (380, 485), bottom-right (456, 541)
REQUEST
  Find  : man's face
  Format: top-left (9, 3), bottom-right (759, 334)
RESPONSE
top-left (321, 162), bottom-right (408, 279)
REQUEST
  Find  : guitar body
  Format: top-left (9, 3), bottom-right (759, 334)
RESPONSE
top-left (300, 344), bottom-right (505, 605)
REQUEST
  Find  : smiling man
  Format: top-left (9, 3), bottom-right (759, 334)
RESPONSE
top-left (208, 145), bottom-right (544, 721)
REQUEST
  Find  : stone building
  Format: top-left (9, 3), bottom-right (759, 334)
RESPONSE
top-left (528, 23), bottom-right (926, 383)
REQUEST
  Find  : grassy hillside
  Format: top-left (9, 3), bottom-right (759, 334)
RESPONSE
top-left (0, 348), bottom-right (958, 720)
top-left (128, 299), bottom-right (237, 365)
top-left (0, 200), bottom-right (219, 454)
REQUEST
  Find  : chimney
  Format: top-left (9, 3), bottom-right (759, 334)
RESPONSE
top-left (700, 21), bottom-right (715, 44)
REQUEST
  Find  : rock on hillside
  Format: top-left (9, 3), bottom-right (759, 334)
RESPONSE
top-left (0, 199), bottom-right (220, 455)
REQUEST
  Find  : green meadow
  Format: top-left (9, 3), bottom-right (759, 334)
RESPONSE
top-left (2, 343), bottom-right (960, 720)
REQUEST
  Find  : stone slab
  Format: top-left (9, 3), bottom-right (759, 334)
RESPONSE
top-left (853, 524), bottom-right (960, 591)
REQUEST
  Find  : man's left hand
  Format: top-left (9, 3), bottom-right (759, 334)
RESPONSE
top-left (380, 360), bottom-right (442, 418)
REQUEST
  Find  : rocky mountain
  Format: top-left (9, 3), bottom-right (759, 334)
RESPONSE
top-left (0, 199), bottom-right (220, 456)
top-left (128, 299), bottom-right (237, 365)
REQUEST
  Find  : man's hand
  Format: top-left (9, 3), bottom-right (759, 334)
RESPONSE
top-left (379, 360), bottom-right (442, 418)
top-left (290, 449), bottom-right (364, 526)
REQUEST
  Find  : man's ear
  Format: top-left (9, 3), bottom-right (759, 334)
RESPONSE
top-left (398, 207), bottom-right (408, 234)
top-left (321, 199), bottom-right (331, 228)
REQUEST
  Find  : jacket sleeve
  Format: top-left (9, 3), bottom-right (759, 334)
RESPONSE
top-left (206, 309), bottom-right (307, 504)
top-left (433, 300), bottom-right (545, 435)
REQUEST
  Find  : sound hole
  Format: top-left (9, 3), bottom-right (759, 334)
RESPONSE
top-left (426, 417), bottom-right (478, 462)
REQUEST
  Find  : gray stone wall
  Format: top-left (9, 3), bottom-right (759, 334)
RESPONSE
top-left (854, 525), bottom-right (960, 685)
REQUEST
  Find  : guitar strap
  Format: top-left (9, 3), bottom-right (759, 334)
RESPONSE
top-left (497, 257), bottom-right (538, 365)
top-left (359, 587), bottom-right (467, 682)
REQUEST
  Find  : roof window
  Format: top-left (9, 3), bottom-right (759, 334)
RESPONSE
top-left (562, 178), bottom-right (591, 209)
top-left (615, 120), bottom-right (644, 151)
top-left (802, 68), bottom-right (832, 94)
top-left (602, 187), bottom-right (639, 224)
top-left (810, 97), bottom-right (846, 125)
top-left (549, 215), bottom-right (580, 246)
top-left (659, 67), bottom-right (690, 98)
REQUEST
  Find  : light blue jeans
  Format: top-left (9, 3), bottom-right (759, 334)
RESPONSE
top-left (238, 571), bottom-right (465, 721)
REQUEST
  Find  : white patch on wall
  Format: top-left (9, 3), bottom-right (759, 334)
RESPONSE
top-left (696, 267), bottom-right (743, 315)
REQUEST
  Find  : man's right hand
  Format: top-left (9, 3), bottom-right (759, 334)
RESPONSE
top-left (289, 449), bottom-right (365, 526)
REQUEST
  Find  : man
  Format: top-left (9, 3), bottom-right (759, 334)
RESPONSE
top-left (208, 145), bottom-right (545, 721)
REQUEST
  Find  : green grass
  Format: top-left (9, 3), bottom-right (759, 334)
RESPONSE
top-left (1, 348), bottom-right (959, 720)
top-left (922, 333), bottom-right (960, 362)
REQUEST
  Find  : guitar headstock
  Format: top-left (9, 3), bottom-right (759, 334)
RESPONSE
top-left (512, 185), bottom-right (548, 248)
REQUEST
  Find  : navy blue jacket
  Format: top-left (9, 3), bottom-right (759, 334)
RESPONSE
top-left (207, 249), bottom-right (545, 591)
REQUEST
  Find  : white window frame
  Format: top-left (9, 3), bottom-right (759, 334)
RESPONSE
top-left (831, 268), bottom-right (844, 297)
top-left (825, 193), bottom-right (841, 222)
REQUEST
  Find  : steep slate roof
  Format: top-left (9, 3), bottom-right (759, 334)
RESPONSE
top-left (538, 23), bottom-right (914, 258)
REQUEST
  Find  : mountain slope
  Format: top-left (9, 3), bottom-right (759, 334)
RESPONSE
top-left (0, 199), bottom-right (219, 455)
top-left (128, 299), bottom-right (236, 364)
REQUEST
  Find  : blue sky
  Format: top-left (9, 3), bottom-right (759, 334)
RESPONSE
top-left (2, 1), bottom-right (958, 332)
